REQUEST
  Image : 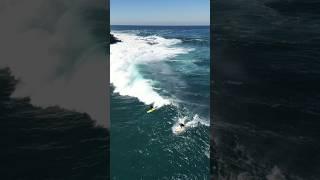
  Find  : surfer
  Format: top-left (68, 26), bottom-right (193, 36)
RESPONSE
top-left (147, 104), bottom-right (156, 113)
top-left (179, 123), bottom-right (185, 128)
top-left (173, 122), bottom-right (186, 134)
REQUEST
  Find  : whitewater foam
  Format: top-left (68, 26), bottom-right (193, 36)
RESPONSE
top-left (172, 114), bottom-right (209, 134)
top-left (111, 32), bottom-right (209, 133)
top-left (110, 32), bottom-right (192, 107)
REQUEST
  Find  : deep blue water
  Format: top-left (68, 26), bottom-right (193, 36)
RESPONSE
top-left (110, 26), bottom-right (210, 179)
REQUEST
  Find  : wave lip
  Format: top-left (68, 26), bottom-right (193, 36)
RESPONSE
top-left (110, 32), bottom-right (191, 108)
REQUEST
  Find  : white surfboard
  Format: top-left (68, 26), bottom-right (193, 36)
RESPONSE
top-left (173, 125), bottom-right (186, 134)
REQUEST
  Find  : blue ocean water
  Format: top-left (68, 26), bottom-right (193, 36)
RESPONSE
top-left (212, 0), bottom-right (320, 179)
top-left (110, 26), bottom-right (210, 179)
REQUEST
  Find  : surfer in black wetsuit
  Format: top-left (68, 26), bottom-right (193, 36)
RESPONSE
top-left (179, 123), bottom-right (185, 128)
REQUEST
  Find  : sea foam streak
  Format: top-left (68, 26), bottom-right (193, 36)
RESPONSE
top-left (110, 32), bottom-right (191, 107)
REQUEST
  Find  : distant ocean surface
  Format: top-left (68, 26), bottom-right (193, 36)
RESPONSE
top-left (110, 25), bottom-right (210, 179)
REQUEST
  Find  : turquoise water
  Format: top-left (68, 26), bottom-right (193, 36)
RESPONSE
top-left (110, 26), bottom-right (210, 179)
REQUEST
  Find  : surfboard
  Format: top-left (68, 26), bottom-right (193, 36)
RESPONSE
top-left (147, 108), bottom-right (156, 113)
top-left (173, 125), bottom-right (186, 134)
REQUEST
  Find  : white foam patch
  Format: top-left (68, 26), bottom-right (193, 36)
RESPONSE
top-left (110, 32), bottom-right (192, 108)
top-left (172, 114), bottom-right (209, 134)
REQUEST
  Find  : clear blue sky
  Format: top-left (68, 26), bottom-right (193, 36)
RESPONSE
top-left (110, 0), bottom-right (210, 26)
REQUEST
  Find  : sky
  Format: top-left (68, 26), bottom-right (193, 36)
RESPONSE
top-left (110, 0), bottom-right (210, 26)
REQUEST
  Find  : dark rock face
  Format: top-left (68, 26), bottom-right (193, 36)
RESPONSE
top-left (110, 34), bottom-right (121, 44)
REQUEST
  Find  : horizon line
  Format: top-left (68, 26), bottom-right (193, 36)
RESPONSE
top-left (110, 24), bottom-right (210, 27)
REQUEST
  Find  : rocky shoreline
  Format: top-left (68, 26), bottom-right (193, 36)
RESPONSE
top-left (110, 34), bottom-right (121, 44)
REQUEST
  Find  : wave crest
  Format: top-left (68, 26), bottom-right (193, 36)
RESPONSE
top-left (110, 32), bottom-right (191, 107)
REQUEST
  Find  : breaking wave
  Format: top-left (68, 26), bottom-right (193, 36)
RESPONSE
top-left (110, 32), bottom-right (192, 108)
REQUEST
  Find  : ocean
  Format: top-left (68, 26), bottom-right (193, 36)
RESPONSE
top-left (212, 0), bottom-right (320, 179)
top-left (110, 25), bottom-right (210, 179)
